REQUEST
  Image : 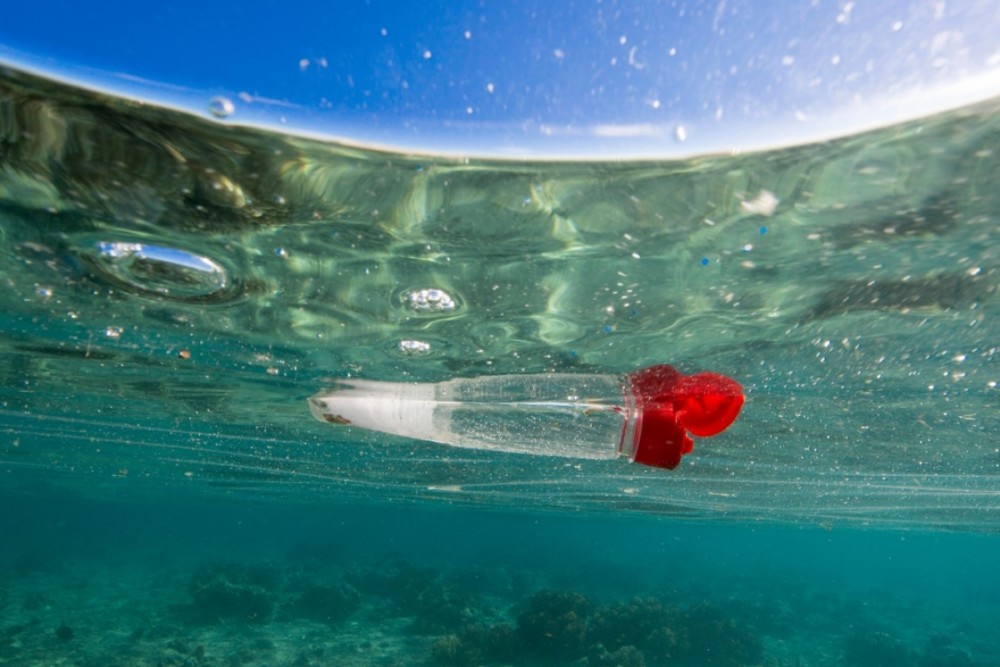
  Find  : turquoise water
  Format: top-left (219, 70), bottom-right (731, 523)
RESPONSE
top-left (1, 65), bottom-right (999, 665)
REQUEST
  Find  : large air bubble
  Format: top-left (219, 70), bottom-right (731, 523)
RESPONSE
top-left (88, 241), bottom-right (237, 302)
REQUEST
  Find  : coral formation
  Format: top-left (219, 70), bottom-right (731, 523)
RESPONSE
top-left (588, 596), bottom-right (677, 657)
top-left (424, 589), bottom-right (763, 667)
top-left (843, 630), bottom-right (915, 667)
top-left (681, 603), bottom-right (763, 666)
top-left (430, 622), bottom-right (522, 666)
top-left (407, 580), bottom-right (476, 633)
top-left (4, 552), bottom-right (993, 667)
top-left (346, 562), bottom-right (477, 633)
top-left (290, 581), bottom-right (361, 625)
top-left (430, 630), bottom-right (479, 666)
top-left (918, 634), bottom-right (979, 667)
top-left (590, 643), bottom-right (647, 667)
top-left (185, 563), bottom-right (280, 625)
top-left (516, 589), bottom-right (594, 661)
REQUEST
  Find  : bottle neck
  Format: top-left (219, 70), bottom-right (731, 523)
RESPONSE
top-left (617, 378), bottom-right (640, 459)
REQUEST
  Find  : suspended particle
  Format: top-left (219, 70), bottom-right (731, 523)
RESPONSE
top-left (740, 190), bottom-right (779, 216)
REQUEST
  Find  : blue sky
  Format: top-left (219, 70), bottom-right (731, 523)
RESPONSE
top-left (2, 1), bottom-right (997, 157)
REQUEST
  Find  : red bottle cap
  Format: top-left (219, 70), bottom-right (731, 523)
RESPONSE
top-left (627, 364), bottom-right (744, 469)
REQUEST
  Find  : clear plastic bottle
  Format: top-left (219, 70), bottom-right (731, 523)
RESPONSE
top-left (308, 364), bottom-right (744, 469)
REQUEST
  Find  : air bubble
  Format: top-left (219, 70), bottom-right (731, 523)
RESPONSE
top-left (88, 241), bottom-right (236, 302)
top-left (403, 287), bottom-right (458, 313)
top-left (399, 340), bottom-right (432, 356)
top-left (208, 96), bottom-right (235, 119)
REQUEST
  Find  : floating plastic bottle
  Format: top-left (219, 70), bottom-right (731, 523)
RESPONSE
top-left (308, 364), bottom-right (744, 469)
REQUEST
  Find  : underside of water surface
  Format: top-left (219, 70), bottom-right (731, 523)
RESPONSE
top-left (0, 64), bottom-right (998, 530)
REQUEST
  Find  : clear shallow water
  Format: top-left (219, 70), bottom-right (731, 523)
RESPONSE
top-left (0, 64), bottom-right (999, 666)
top-left (2, 65), bottom-right (997, 528)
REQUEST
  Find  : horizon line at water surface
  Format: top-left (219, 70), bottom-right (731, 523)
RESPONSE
top-left (2, 0), bottom-right (1000, 160)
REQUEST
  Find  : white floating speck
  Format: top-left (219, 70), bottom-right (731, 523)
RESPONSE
top-left (740, 190), bottom-right (779, 216)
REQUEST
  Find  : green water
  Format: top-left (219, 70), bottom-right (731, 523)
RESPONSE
top-left (1, 64), bottom-right (998, 529)
top-left (1, 65), bottom-right (1000, 667)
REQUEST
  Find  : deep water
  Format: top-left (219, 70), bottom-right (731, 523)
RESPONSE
top-left (2, 492), bottom-right (999, 666)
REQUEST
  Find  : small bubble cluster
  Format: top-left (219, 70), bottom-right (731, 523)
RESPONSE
top-left (404, 288), bottom-right (456, 313)
top-left (398, 340), bottom-right (432, 356)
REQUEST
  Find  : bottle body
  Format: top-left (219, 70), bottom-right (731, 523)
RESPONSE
top-left (308, 373), bottom-right (634, 460)
top-left (434, 373), bottom-right (635, 460)
top-left (308, 364), bottom-right (745, 470)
